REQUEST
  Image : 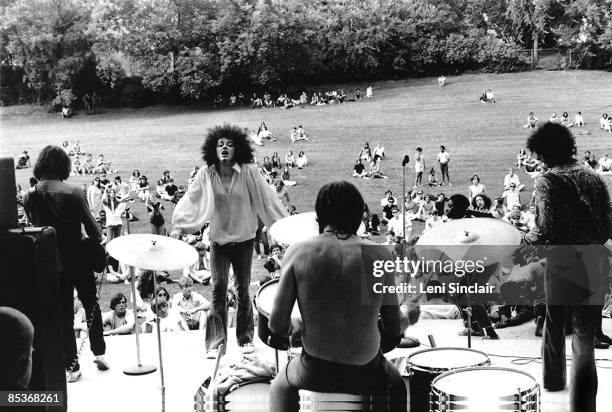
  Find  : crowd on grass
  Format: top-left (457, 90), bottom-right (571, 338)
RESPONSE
top-left (12, 87), bottom-right (612, 351)
top-left (214, 86), bottom-right (374, 110)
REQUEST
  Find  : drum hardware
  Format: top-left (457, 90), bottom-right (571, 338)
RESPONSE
top-left (107, 234), bottom-right (199, 408)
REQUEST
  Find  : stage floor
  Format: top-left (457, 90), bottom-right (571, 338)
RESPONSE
top-left (67, 318), bottom-right (612, 412)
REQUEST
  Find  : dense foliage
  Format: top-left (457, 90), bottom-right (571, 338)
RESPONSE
top-left (1, 0), bottom-right (611, 107)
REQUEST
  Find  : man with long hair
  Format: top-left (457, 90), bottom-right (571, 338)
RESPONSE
top-left (526, 122), bottom-right (611, 412)
top-left (172, 124), bottom-right (287, 357)
top-left (23, 145), bottom-right (108, 382)
top-left (268, 181), bottom-right (407, 412)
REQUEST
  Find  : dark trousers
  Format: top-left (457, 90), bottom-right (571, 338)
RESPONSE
top-left (60, 262), bottom-right (105, 371)
top-left (205, 239), bottom-right (255, 350)
top-left (270, 350), bottom-right (406, 412)
top-left (543, 305), bottom-right (600, 412)
top-left (440, 162), bottom-right (449, 183)
top-left (255, 228), bottom-right (269, 256)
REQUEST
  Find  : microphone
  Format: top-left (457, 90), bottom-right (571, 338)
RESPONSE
top-left (402, 155), bottom-right (410, 167)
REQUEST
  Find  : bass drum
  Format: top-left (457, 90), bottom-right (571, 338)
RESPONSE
top-left (255, 278), bottom-right (301, 350)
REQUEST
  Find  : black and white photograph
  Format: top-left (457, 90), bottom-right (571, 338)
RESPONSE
top-left (1, 0), bottom-right (612, 411)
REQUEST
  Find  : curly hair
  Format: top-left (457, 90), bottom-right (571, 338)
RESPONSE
top-left (315, 181), bottom-right (364, 235)
top-left (471, 194), bottom-right (492, 210)
top-left (526, 122), bottom-right (576, 166)
top-left (109, 293), bottom-right (127, 310)
top-left (34, 145), bottom-right (71, 180)
top-left (201, 124), bottom-right (254, 166)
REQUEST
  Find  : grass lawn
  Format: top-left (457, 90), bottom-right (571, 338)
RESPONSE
top-left (3, 70), bottom-right (612, 310)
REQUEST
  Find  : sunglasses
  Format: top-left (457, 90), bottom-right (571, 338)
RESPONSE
top-left (157, 292), bottom-right (168, 297)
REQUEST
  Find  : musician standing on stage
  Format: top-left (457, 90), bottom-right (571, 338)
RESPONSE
top-left (172, 124), bottom-right (287, 357)
top-left (525, 122), bottom-right (611, 412)
top-left (268, 181), bottom-right (407, 412)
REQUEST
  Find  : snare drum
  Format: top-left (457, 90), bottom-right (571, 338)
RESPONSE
top-left (430, 367), bottom-right (540, 412)
top-left (407, 347), bottom-right (490, 412)
top-left (255, 279), bottom-right (301, 349)
top-left (200, 381), bottom-right (271, 412)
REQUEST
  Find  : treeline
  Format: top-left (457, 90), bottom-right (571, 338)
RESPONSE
top-left (1, 0), bottom-right (611, 108)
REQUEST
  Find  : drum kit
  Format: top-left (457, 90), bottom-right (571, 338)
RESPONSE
top-left (109, 214), bottom-right (538, 412)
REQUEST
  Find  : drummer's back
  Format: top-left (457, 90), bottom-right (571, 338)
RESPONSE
top-left (291, 233), bottom-right (387, 365)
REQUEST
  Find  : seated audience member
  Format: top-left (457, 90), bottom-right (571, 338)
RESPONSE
top-left (70, 155), bottom-right (82, 176)
top-left (504, 168), bottom-right (524, 191)
top-left (381, 230), bottom-right (396, 246)
top-left (105, 256), bottom-right (129, 283)
top-left (372, 141), bottom-right (385, 160)
top-left (281, 166), bottom-right (297, 186)
top-left (285, 151), bottom-right (296, 168)
top-left (470, 194), bottom-right (492, 213)
top-left (214, 94), bottom-right (223, 108)
top-left (603, 115), bottom-right (612, 133)
top-left (61, 106), bottom-right (73, 118)
top-left (296, 151), bottom-right (308, 169)
top-left (81, 154), bottom-right (94, 174)
top-left (387, 206), bottom-right (412, 240)
top-left (598, 154), bottom-right (612, 173)
top-left (492, 282), bottom-right (534, 329)
top-left (415, 194), bottom-right (436, 221)
top-left (434, 192), bottom-right (447, 215)
top-left (250, 93), bottom-right (262, 109)
top-left (358, 142), bottom-right (372, 163)
top-left (229, 93), bottom-right (237, 106)
top-left (352, 159), bottom-right (367, 178)
top-left (263, 244), bottom-right (284, 280)
top-left (468, 175), bottom-right (485, 202)
top-left (102, 293), bottom-right (135, 336)
top-left (549, 112), bottom-right (560, 123)
top-left (367, 155), bottom-right (388, 179)
top-left (485, 88), bottom-right (495, 103)
top-left (490, 197), bottom-right (506, 218)
top-left (419, 280), bottom-right (461, 319)
top-left (262, 156), bottom-right (276, 179)
top-left (250, 129), bottom-right (264, 146)
top-left (523, 112), bottom-right (538, 128)
top-left (172, 277), bottom-right (210, 330)
top-left (428, 168), bottom-right (439, 187)
top-left (257, 122), bottom-right (275, 141)
top-left (503, 204), bottom-right (528, 226)
top-left (268, 182), bottom-right (408, 412)
top-left (585, 154), bottom-right (598, 170)
top-left (15, 151), bottom-right (31, 169)
top-left (73, 293), bottom-right (88, 339)
top-left (299, 92), bottom-right (308, 105)
top-left (380, 190), bottom-right (398, 208)
top-left (272, 152), bottom-right (283, 170)
top-left (437, 76), bottom-right (446, 87)
top-left (129, 170), bottom-right (142, 193)
top-left (354, 88), bottom-right (362, 100)
top-left (523, 153), bottom-right (538, 173)
top-left (275, 180), bottom-right (291, 210)
top-left (362, 204), bottom-right (380, 235)
top-left (381, 197), bottom-right (397, 225)
top-left (502, 183), bottom-right (521, 211)
top-left (424, 210), bottom-right (447, 233)
top-left (137, 176), bottom-right (150, 202)
top-left (0, 307), bottom-right (34, 390)
top-left (365, 85), bottom-right (374, 98)
top-left (560, 111), bottom-right (571, 127)
top-left (524, 204), bottom-right (537, 232)
top-left (573, 111), bottom-right (585, 127)
top-left (143, 300), bottom-right (188, 333)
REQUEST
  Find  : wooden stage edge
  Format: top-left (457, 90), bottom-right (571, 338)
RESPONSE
top-left (67, 318), bottom-right (612, 412)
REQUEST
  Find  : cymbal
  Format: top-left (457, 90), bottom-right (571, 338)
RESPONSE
top-left (416, 218), bottom-right (521, 265)
top-left (107, 234), bottom-right (199, 271)
top-left (270, 212), bottom-right (319, 246)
